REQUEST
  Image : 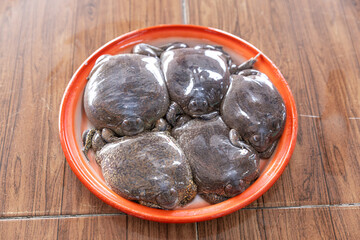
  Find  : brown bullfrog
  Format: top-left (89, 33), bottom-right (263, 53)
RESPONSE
top-left (221, 69), bottom-right (286, 158)
top-left (161, 46), bottom-right (230, 119)
top-left (83, 54), bottom-right (169, 137)
top-left (172, 116), bottom-right (260, 204)
top-left (95, 132), bottom-right (197, 210)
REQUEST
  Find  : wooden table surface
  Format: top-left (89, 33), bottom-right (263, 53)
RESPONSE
top-left (1, 0), bottom-right (359, 239)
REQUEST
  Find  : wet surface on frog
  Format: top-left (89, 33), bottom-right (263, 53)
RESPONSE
top-left (172, 116), bottom-right (260, 204)
top-left (82, 43), bottom-right (286, 209)
top-left (96, 132), bottom-right (197, 210)
top-left (84, 54), bottom-right (169, 137)
top-left (221, 69), bottom-right (286, 158)
top-left (161, 47), bottom-right (230, 118)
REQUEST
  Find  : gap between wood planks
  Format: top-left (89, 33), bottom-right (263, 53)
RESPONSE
top-left (0, 203), bottom-right (359, 221)
top-left (300, 114), bottom-right (360, 120)
top-left (182, 0), bottom-right (188, 24)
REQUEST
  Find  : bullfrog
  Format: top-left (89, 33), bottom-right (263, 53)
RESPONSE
top-left (132, 43), bottom-right (262, 126)
top-left (94, 132), bottom-right (197, 210)
top-left (172, 116), bottom-right (260, 204)
top-left (83, 54), bottom-right (169, 137)
top-left (221, 69), bottom-right (286, 158)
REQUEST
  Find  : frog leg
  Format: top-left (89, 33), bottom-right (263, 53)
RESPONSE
top-left (166, 101), bottom-right (190, 127)
top-left (139, 190), bottom-right (180, 210)
top-left (152, 118), bottom-right (171, 132)
top-left (242, 169), bottom-right (261, 185)
top-left (194, 44), bottom-right (222, 51)
top-left (132, 43), bottom-right (164, 57)
top-left (177, 115), bottom-right (192, 127)
top-left (238, 68), bottom-right (264, 78)
top-left (82, 129), bottom-right (106, 162)
top-left (236, 52), bottom-right (261, 73)
top-left (200, 193), bottom-right (228, 204)
top-left (179, 180), bottom-right (197, 206)
top-left (101, 128), bottom-right (121, 143)
top-left (199, 111), bottom-right (219, 120)
top-left (91, 130), bottom-right (106, 151)
top-left (193, 44), bottom-right (231, 56)
top-left (229, 129), bottom-right (248, 149)
top-left (159, 42), bottom-right (188, 51)
top-left (82, 129), bottom-right (96, 156)
top-left (138, 201), bottom-right (163, 209)
top-left (259, 140), bottom-right (279, 159)
top-left (194, 44), bottom-right (233, 70)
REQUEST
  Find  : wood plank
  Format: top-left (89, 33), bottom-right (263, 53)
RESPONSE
top-left (187, 0), bottom-right (360, 208)
top-left (0, 0), bottom-right (76, 216)
top-left (262, 207), bottom-right (337, 240)
top-left (0, 215), bottom-right (196, 239)
top-left (57, 215), bottom-right (127, 240)
top-left (0, 218), bottom-right (58, 239)
top-left (1, 206), bottom-right (357, 239)
top-left (0, 0), bottom-right (183, 217)
top-left (286, 0), bottom-right (360, 205)
top-left (60, 0), bottom-right (183, 215)
top-left (330, 206), bottom-right (360, 240)
top-left (198, 207), bottom-right (340, 240)
top-left (127, 215), bottom-right (197, 239)
top-left (187, 0), bottom-right (330, 208)
top-left (197, 209), bottom-right (265, 240)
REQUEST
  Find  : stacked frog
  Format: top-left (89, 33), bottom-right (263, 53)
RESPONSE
top-left (82, 42), bottom-right (286, 210)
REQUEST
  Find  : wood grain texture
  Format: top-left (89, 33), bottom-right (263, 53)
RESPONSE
top-left (286, 0), bottom-right (360, 205)
top-left (0, 215), bottom-right (197, 239)
top-left (0, 0), bottom-right (76, 217)
top-left (330, 206), bottom-right (360, 240)
top-left (2, 207), bottom-right (358, 239)
top-left (262, 207), bottom-right (337, 240)
top-left (127, 216), bottom-right (196, 239)
top-left (197, 209), bottom-right (265, 240)
top-left (0, 0), bottom-right (183, 217)
top-left (187, 0), bottom-right (360, 208)
top-left (0, 218), bottom-right (58, 239)
top-left (60, 0), bottom-right (184, 215)
top-left (57, 215), bottom-right (127, 240)
top-left (198, 207), bottom-right (349, 240)
top-left (1, 0), bottom-right (360, 239)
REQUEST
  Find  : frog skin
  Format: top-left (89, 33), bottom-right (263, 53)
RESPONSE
top-left (221, 69), bottom-right (286, 158)
top-left (82, 118), bottom-right (169, 156)
top-left (83, 54), bottom-right (169, 138)
top-left (172, 116), bottom-right (260, 204)
top-left (134, 43), bottom-right (237, 118)
top-left (95, 132), bottom-right (197, 210)
top-left (160, 46), bottom-right (230, 118)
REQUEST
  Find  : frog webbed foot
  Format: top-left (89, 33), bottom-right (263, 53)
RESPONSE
top-left (258, 140), bottom-right (279, 159)
top-left (138, 200), bottom-right (163, 209)
top-left (82, 129), bottom-right (107, 160)
top-left (229, 129), bottom-right (254, 152)
top-left (179, 180), bottom-right (197, 206)
top-left (101, 128), bottom-right (121, 143)
top-left (199, 111), bottom-right (219, 120)
top-left (152, 118), bottom-right (171, 132)
top-left (82, 128), bottom-right (121, 157)
top-left (82, 129), bottom-right (96, 156)
top-left (160, 42), bottom-right (188, 51)
top-left (166, 102), bottom-right (191, 127)
top-left (200, 193), bottom-right (228, 204)
top-left (235, 52), bottom-right (261, 73)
